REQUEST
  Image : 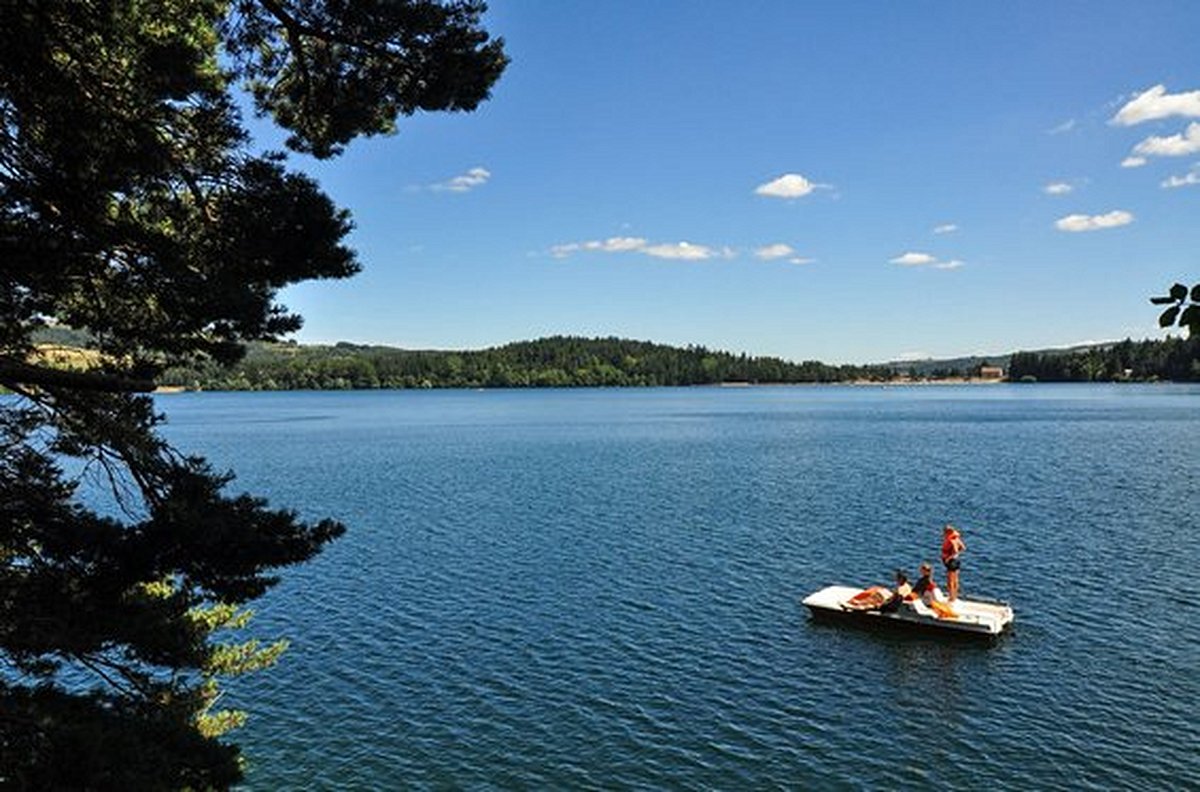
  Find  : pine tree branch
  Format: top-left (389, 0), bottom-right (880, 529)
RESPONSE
top-left (0, 359), bottom-right (154, 393)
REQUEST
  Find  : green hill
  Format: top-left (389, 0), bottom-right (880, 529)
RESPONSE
top-left (157, 336), bottom-right (892, 390)
top-left (27, 330), bottom-right (1200, 390)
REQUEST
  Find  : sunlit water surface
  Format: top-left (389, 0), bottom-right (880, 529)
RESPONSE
top-left (155, 385), bottom-right (1199, 790)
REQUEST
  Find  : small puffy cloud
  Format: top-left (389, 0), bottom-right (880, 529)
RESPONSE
top-left (586, 237), bottom-right (646, 252)
top-left (755, 243), bottom-right (813, 264)
top-left (1161, 165), bottom-right (1200, 189)
top-left (754, 173), bottom-right (825, 199)
top-left (1111, 84), bottom-right (1200, 126)
top-left (1054, 210), bottom-right (1134, 232)
top-left (890, 252), bottom-right (936, 266)
top-left (1044, 181), bottom-right (1073, 195)
top-left (642, 241), bottom-right (717, 260)
top-left (433, 166), bottom-right (491, 192)
top-left (551, 237), bottom-right (646, 258)
top-left (890, 251), bottom-right (963, 270)
top-left (932, 223), bottom-right (958, 234)
top-left (1131, 121), bottom-right (1200, 158)
top-left (551, 237), bottom-right (725, 261)
top-left (1121, 156), bottom-right (1147, 168)
top-left (755, 243), bottom-right (795, 260)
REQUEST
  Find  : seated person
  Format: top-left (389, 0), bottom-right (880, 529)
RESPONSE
top-left (879, 570), bottom-right (912, 613)
top-left (913, 561), bottom-right (959, 619)
top-left (912, 562), bottom-right (942, 604)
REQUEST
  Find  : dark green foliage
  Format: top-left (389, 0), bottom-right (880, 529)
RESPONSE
top-left (2, 0), bottom-right (360, 367)
top-left (1150, 282), bottom-right (1200, 336)
top-left (159, 335), bottom-right (895, 390)
top-left (224, 0), bottom-right (508, 157)
top-left (1008, 336), bottom-right (1200, 382)
top-left (1, 686), bottom-right (241, 792)
top-left (1, 1), bottom-right (505, 787)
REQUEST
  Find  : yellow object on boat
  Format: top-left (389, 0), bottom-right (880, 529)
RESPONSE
top-left (929, 600), bottom-right (958, 619)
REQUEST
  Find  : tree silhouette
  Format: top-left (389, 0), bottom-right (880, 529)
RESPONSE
top-left (0, 1), bottom-right (506, 786)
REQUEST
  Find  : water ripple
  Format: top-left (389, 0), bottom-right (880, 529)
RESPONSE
top-left (152, 386), bottom-right (1200, 790)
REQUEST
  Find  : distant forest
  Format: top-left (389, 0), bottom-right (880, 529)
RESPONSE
top-left (29, 329), bottom-right (1200, 390)
top-left (156, 336), bottom-right (893, 390)
top-left (1007, 336), bottom-right (1200, 382)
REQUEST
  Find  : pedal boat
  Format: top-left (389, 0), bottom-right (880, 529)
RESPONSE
top-left (802, 584), bottom-right (1014, 638)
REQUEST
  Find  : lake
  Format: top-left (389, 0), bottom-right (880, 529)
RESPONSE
top-left (156, 385), bottom-right (1200, 790)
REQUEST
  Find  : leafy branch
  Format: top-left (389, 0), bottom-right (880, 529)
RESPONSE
top-left (1151, 282), bottom-right (1200, 336)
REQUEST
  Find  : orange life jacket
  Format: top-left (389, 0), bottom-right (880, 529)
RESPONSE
top-left (941, 530), bottom-right (963, 563)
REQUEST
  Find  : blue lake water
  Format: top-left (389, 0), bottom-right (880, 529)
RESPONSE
top-left (156, 385), bottom-right (1200, 790)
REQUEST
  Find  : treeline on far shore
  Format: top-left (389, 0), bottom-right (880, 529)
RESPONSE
top-left (29, 330), bottom-right (1200, 391)
top-left (1007, 336), bottom-right (1200, 382)
top-left (158, 336), bottom-right (895, 390)
top-left (146, 334), bottom-right (1200, 390)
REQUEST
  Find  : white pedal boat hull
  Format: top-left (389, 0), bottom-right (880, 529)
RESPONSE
top-left (803, 585), bottom-right (1014, 638)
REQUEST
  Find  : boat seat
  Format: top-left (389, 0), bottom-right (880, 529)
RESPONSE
top-left (909, 600), bottom-right (934, 617)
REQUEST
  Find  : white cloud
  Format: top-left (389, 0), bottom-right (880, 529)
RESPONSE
top-left (890, 251), bottom-right (963, 270)
top-left (754, 244), bottom-right (815, 264)
top-left (1131, 122), bottom-right (1200, 158)
top-left (1048, 118), bottom-right (1077, 135)
top-left (890, 252), bottom-right (936, 266)
top-left (755, 243), bottom-right (795, 260)
top-left (552, 237), bottom-right (723, 261)
top-left (1161, 165), bottom-right (1200, 189)
top-left (1121, 156), bottom-right (1147, 168)
top-left (932, 223), bottom-right (958, 234)
top-left (754, 173), bottom-right (824, 199)
top-left (1111, 84), bottom-right (1200, 126)
top-left (433, 166), bottom-right (491, 192)
top-left (551, 236), bottom-right (646, 258)
top-left (1054, 210), bottom-right (1134, 232)
top-left (641, 241), bottom-right (717, 260)
top-left (1044, 181), bottom-right (1073, 195)
top-left (585, 237), bottom-right (646, 252)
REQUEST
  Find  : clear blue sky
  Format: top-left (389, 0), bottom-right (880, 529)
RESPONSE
top-left (262, 1), bottom-right (1200, 364)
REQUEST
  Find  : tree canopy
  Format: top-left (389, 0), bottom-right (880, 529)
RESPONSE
top-left (154, 335), bottom-right (895, 390)
top-left (1008, 336), bottom-right (1200, 382)
top-left (0, 1), bottom-right (505, 787)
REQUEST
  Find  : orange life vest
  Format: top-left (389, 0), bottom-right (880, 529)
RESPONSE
top-left (941, 530), bottom-right (963, 563)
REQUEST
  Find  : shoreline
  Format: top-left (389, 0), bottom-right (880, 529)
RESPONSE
top-left (151, 378), bottom-right (1051, 394)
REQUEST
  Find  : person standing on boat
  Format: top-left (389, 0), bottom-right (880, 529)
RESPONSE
top-left (941, 524), bottom-right (966, 601)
